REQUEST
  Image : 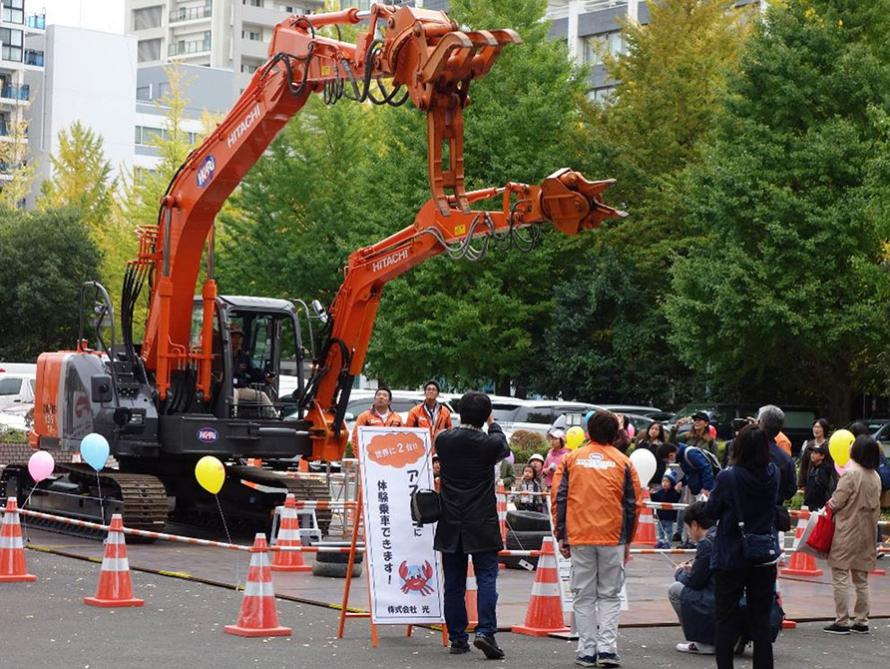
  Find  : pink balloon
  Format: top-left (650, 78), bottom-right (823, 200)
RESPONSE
top-left (28, 450), bottom-right (55, 483)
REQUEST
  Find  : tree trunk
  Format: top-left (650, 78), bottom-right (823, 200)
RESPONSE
top-left (496, 378), bottom-right (511, 396)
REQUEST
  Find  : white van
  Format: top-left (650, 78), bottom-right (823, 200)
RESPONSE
top-left (0, 373), bottom-right (36, 410)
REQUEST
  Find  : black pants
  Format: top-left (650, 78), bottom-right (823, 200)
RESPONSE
top-left (714, 566), bottom-right (776, 669)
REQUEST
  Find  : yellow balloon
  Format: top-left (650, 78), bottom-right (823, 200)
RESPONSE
top-left (828, 429), bottom-right (854, 468)
top-left (566, 426), bottom-right (586, 451)
top-left (195, 455), bottom-right (226, 494)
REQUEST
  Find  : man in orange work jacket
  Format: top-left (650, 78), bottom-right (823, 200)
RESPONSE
top-left (551, 410), bottom-right (642, 668)
top-left (405, 380), bottom-right (453, 442)
top-left (351, 387), bottom-right (403, 445)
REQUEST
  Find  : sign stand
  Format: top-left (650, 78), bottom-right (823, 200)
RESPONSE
top-left (337, 485), bottom-right (380, 646)
top-left (335, 476), bottom-right (446, 648)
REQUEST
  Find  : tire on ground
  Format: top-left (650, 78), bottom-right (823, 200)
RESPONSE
top-left (506, 509), bottom-right (551, 532)
top-left (314, 541), bottom-right (365, 564)
top-left (503, 529), bottom-right (548, 570)
top-left (312, 561), bottom-right (363, 578)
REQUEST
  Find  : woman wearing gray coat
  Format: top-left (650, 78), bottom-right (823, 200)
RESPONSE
top-left (823, 435), bottom-right (883, 635)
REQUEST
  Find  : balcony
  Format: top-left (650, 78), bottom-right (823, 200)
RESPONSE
top-left (26, 14), bottom-right (45, 30)
top-left (0, 84), bottom-right (30, 102)
top-left (168, 39), bottom-right (212, 57)
top-left (23, 49), bottom-right (44, 67)
top-left (0, 121), bottom-right (27, 138)
top-left (169, 6), bottom-right (212, 24)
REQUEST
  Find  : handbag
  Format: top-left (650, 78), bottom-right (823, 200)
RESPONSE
top-left (410, 488), bottom-right (441, 524)
top-left (729, 467), bottom-right (782, 566)
top-left (409, 445), bottom-right (441, 524)
top-left (805, 505), bottom-right (835, 556)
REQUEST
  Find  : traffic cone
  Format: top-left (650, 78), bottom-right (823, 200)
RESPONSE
top-left (84, 514), bottom-right (144, 607)
top-left (780, 507), bottom-right (823, 578)
top-left (775, 580), bottom-right (796, 629)
top-left (631, 488), bottom-right (657, 548)
top-left (298, 457), bottom-right (309, 473)
top-left (512, 537), bottom-right (569, 636)
top-left (0, 497), bottom-right (36, 583)
top-left (271, 494), bottom-right (312, 573)
top-left (497, 481), bottom-right (507, 569)
top-left (225, 533), bottom-right (292, 637)
top-left (465, 556), bottom-right (478, 630)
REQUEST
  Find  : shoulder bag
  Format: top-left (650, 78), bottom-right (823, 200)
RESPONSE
top-left (409, 443), bottom-right (441, 525)
top-left (730, 467), bottom-right (782, 566)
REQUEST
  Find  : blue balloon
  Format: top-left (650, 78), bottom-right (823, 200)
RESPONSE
top-left (80, 433), bottom-right (110, 472)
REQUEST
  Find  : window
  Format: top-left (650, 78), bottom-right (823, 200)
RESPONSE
top-left (136, 85), bottom-right (152, 101)
top-left (241, 63), bottom-right (259, 74)
top-left (0, 378), bottom-right (23, 396)
top-left (245, 0), bottom-right (264, 6)
top-left (0, 27), bottom-right (23, 62)
top-left (242, 29), bottom-right (262, 41)
top-left (137, 38), bottom-right (161, 62)
top-left (134, 125), bottom-right (167, 146)
top-left (133, 5), bottom-right (162, 30)
top-left (2, 0), bottom-right (24, 24)
top-left (582, 31), bottom-right (623, 67)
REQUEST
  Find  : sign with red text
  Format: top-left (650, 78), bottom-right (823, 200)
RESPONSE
top-left (357, 427), bottom-right (444, 625)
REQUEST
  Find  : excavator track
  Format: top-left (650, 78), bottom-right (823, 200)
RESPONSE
top-left (1, 463), bottom-right (168, 541)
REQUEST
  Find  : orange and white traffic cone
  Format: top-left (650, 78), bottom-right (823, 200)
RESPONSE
top-left (0, 497), bottom-right (36, 583)
top-left (631, 488), bottom-right (657, 548)
top-left (465, 555), bottom-right (478, 630)
top-left (225, 533), bottom-right (292, 637)
top-left (775, 580), bottom-right (796, 629)
top-left (84, 514), bottom-right (143, 607)
top-left (780, 507), bottom-right (823, 578)
top-left (512, 537), bottom-right (569, 637)
top-left (497, 481), bottom-right (507, 569)
top-left (272, 494), bottom-right (312, 573)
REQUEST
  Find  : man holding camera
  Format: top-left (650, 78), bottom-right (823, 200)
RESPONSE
top-left (434, 391), bottom-right (510, 659)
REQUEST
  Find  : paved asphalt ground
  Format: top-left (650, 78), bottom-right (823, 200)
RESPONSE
top-left (2, 551), bottom-right (889, 669)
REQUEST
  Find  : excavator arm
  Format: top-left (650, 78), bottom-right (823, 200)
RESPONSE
top-left (130, 4), bottom-right (520, 404)
top-left (126, 4), bottom-right (624, 461)
top-left (304, 169), bottom-right (624, 461)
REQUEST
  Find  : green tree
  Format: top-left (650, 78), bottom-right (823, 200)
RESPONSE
top-left (0, 207), bottom-right (101, 360)
top-left (666, 0), bottom-right (890, 420)
top-left (540, 0), bottom-right (754, 405)
top-left (364, 0), bottom-right (592, 393)
top-left (216, 97), bottom-right (384, 303)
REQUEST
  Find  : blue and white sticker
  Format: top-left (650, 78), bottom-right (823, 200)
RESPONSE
top-left (196, 155), bottom-right (216, 188)
top-left (197, 426), bottom-right (219, 443)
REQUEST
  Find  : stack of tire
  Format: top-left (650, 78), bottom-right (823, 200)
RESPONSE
top-left (312, 541), bottom-right (364, 578)
top-left (503, 510), bottom-right (552, 570)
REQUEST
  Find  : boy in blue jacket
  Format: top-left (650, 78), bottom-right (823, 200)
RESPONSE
top-left (652, 470), bottom-right (682, 548)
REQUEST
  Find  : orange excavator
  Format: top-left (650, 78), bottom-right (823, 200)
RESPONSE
top-left (1, 4), bottom-right (622, 531)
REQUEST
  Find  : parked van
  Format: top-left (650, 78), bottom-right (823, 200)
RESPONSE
top-left (0, 373), bottom-right (35, 410)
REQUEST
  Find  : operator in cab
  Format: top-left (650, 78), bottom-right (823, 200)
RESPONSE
top-left (229, 324), bottom-right (275, 417)
top-left (351, 387), bottom-right (403, 445)
top-left (406, 380), bottom-right (453, 443)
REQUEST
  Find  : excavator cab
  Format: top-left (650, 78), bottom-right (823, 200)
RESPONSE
top-left (192, 296), bottom-right (307, 422)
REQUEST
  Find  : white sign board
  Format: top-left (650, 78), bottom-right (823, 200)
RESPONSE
top-left (357, 426), bottom-right (445, 625)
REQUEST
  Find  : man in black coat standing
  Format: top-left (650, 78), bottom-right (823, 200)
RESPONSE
top-left (434, 391), bottom-right (510, 659)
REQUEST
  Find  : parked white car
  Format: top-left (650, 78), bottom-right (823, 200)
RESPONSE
top-left (0, 373), bottom-right (35, 410)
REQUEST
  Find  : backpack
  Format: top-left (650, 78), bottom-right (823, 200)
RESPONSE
top-left (684, 446), bottom-right (722, 480)
top-left (878, 453), bottom-right (890, 492)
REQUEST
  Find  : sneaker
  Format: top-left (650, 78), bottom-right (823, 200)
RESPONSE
top-left (575, 656), bottom-right (597, 668)
top-left (823, 623), bottom-right (851, 635)
top-left (473, 635), bottom-right (505, 660)
top-left (676, 642), bottom-right (715, 654)
top-left (597, 653), bottom-right (621, 667)
top-left (852, 624), bottom-right (869, 634)
top-left (449, 640), bottom-right (470, 654)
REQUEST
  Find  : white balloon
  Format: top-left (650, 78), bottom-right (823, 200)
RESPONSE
top-left (629, 448), bottom-right (657, 487)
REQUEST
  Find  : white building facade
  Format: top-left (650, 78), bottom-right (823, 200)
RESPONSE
top-left (0, 0), bottom-right (44, 192)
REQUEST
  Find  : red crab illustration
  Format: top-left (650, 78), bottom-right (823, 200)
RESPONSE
top-left (398, 560), bottom-right (434, 595)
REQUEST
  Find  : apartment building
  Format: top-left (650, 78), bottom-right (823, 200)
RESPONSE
top-left (125, 0), bottom-right (326, 96)
top-left (0, 0), bottom-right (44, 190)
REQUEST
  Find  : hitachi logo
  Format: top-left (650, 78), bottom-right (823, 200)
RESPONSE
top-left (371, 248), bottom-right (409, 273)
top-left (226, 104), bottom-right (262, 148)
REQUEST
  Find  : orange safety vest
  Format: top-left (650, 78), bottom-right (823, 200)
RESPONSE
top-left (351, 408), bottom-right (403, 446)
top-left (405, 402), bottom-right (453, 440)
